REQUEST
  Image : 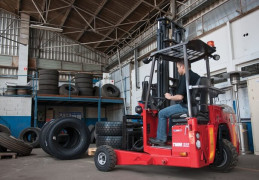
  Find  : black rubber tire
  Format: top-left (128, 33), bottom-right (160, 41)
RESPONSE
top-left (93, 86), bottom-right (100, 96)
top-left (39, 85), bottom-right (58, 90)
top-left (39, 69), bottom-right (59, 76)
top-left (96, 121), bottom-right (122, 136)
top-left (59, 84), bottom-right (79, 95)
top-left (94, 145), bottom-right (117, 172)
top-left (39, 79), bottom-right (58, 85)
top-left (75, 74), bottom-right (93, 79)
top-left (0, 132), bottom-right (33, 156)
top-left (0, 124), bottom-right (10, 152)
top-left (96, 136), bottom-right (122, 149)
top-left (101, 84), bottom-right (120, 97)
top-left (38, 89), bottom-right (59, 95)
top-left (4, 90), bottom-right (16, 95)
top-left (39, 74), bottom-right (59, 80)
top-left (88, 125), bottom-right (95, 143)
top-left (75, 82), bottom-right (93, 88)
top-left (45, 117), bottom-right (91, 160)
top-left (75, 78), bottom-right (92, 83)
top-left (17, 89), bottom-right (28, 95)
top-left (19, 127), bottom-right (40, 148)
top-left (78, 87), bottom-right (93, 96)
top-left (0, 124), bottom-right (11, 135)
top-left (39, 120), bottom-right (55, 155)
top-left (210, 139), bottom-right (238, 172)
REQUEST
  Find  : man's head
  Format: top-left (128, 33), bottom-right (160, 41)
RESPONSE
top-left (176, 60), bottom-right (191, 75)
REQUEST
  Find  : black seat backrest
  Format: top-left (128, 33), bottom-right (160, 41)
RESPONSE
top-left (191, 77), bottom-right (209, 116)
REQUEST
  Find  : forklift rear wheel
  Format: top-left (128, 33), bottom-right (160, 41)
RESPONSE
top-left (210, 139), bottom-right (238, 172)
top-left (94, 145), bottom-right (117, 172)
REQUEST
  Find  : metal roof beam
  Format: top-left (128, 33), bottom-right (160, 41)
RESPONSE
top-left (31, 0), bottom-right (46, 23)
top-left (93, 0), bottom-right (144, 48)
top-left (76, 0), bottom-right (108, 41)
top-left (142, 0), bottom-right (174, 16)
top-left (105, 0), bottom-right (168, 54)
top-left (60, 0), bottom-right (76, 27)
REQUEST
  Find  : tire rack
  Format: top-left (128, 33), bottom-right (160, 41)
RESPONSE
top-left (33, 76), bottom-right (124, 127)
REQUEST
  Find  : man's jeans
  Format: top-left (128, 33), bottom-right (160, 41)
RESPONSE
top-left (156, 104), bottom-right (188, 142)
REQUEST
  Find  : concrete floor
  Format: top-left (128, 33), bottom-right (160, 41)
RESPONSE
top-left (0, 147), bottom-right (259, 180)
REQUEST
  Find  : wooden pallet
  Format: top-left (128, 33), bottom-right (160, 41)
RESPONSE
top-left (0, 152), bottom-right (17, 159)
top-left (88, 148), bottom-right (97, 156)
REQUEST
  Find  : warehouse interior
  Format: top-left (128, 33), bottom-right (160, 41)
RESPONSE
top-left (0, 0), bottom-right (259, 179)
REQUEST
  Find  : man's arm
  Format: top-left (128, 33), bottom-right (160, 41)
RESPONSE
top-left (164, 93), bottom-right (184, 101)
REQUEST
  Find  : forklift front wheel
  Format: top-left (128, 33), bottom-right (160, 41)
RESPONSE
top-left (94, 145), bottom-right (117, 172)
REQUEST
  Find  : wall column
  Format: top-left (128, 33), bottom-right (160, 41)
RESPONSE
top-left (18, 13), bottom-right (30, 85)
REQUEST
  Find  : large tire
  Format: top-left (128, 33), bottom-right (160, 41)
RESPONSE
top-left (39, 74), bottom-right (59, 80)
top-left (96, 136), bottom-right (122, 149)
top-left (39, 69), bottom-right (59, 76)
top-left (39, 85), bottom-right (58, 90)
top-left (0, 124), bottom-right (11, 135)
top-left (75, 74), bottom-right (93, 79)
top-left (101, 84), bottom-right (120, 97)
top-left (78, 87), bottom-right (93, 96)
top-left (45, 117), bottom-right (91, 160)
top-left (39, 120), bottom-right (55, 155)
top-left (39, 79), bottom-right (58, 85)
top-left (19, 127), bottom-right (40, 148)
top-left (59, 84), bottom-right (79, 95)
top-left (88, 125), bottom-right (95, 143)
top-left (94, 145), bottom-right (117, 172)
top-left (210, 139), bottom-right (238, 172)
top-left (0, 132), bottom-right (33, 156)
top-left (17, 89), bottom-right (28, 95)
top-left (76, 82), bottom-right (93, 88)
top-left (96, 121), bottom-right (122, 136)
top-left (75, 78), bottom-right (92, 84)
top-left (4, 90), bottom-right (16, 95)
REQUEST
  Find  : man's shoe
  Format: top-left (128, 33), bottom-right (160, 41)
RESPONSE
top-left (149, 138), bottom-right (166, 146)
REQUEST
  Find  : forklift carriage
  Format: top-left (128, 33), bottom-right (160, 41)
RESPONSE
top-left (94, 20), bottom-right (239, 173)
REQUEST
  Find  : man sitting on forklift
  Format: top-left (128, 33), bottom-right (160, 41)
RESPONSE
top-left (149, 60), bottom-right (200, 146)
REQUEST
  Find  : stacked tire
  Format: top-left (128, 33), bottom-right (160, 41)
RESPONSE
top-left (39, 117), bottom-right (91, 160)
top-left (4, 85), bottom-right (17, 96)
top-left (0, 124), bottom-right (33, 156)
top-left (94, 84), bottom-right (120, 97)
top-left (75, 73), bottom-right (93, 96)
top-left (96, 121), bottom-right (122, 149)
top-left (19, 127), bottom-right (41, 148)
top-left (38, 69), bottom-right (59, 95)
top-left (59, 84), bottom-right (79, 95)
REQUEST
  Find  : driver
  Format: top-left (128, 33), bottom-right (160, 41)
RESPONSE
top-left (149, 60), bottom-right (200, 145)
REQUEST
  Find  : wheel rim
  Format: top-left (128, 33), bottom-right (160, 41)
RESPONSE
top-left (98, 152), bottom-right (106, 165)
top-left (217, 149), bottom-right (227, 167)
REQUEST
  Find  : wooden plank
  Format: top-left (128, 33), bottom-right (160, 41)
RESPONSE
top-left (88, 147), bottom-right (97, 156)
top-left (0, 152), bottom-right (17, 159)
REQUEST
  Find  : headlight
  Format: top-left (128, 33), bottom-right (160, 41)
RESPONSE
top-left (196, 132), bottom-right (200, 139)
top-left (196, 140), bottom-right (201, 149)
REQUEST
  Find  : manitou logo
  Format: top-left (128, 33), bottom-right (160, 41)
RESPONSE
top-left (173, 143), bottom-right (190, 147)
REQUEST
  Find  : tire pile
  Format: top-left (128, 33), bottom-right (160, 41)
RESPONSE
top-left (39, 117), bottom-right (91, 160)
top-left (0, 124), bottom-right (33, 156)
top-left (94, 84), bottom-right (120, 97)
top-left (96, 121), bottom-right (122, 149)
top-left (59, 84), bottom-right (79, 95)
top-left (38, 69), bottom-right (59, 95)
top-left (75, 73), bottom-right (93, 96)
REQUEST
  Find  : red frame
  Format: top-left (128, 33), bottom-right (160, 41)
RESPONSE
top-left (115, 104), bottom-right (239, 168)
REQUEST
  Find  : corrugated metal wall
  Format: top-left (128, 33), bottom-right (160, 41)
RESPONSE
top-left (110, 64), bottom-right (131, 114)
top-left (29, 29), bottom-right (106, 65)
top-left (184, 0), bottom-right (259, 40)
top-left (0, 9), bottom-right (19, 56)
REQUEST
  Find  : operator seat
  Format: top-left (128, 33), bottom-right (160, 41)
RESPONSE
top-left (171, 77), bottom-right (209, 125)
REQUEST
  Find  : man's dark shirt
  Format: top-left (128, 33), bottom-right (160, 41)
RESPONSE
top-left (176, 70), bottom-right (200, 104)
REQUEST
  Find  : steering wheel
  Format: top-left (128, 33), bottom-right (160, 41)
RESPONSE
top-left (151, 97), bottom-right (167, 109)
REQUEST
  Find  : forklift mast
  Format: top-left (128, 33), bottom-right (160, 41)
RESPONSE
top-left (156, 17), bottom-right (185, 109)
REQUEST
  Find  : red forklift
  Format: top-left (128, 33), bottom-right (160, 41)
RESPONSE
top-left (94, 17), bottom-right (239, 172)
